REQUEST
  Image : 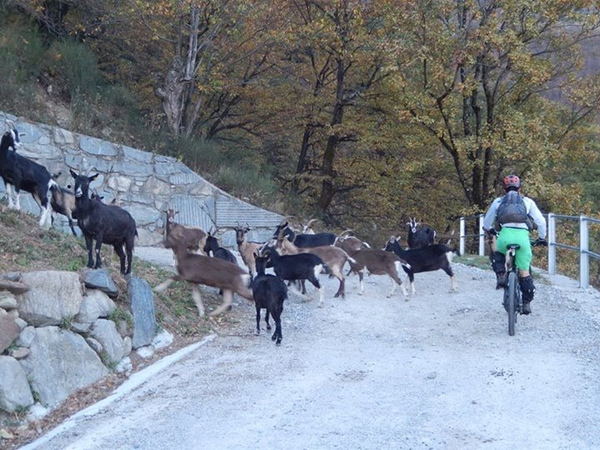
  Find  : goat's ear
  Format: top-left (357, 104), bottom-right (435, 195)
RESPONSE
top-left (89, 173), bottom-right (99, 181)
top-left (253, 252), bottom-right (259, 259)
top-left (70, 169), bottom-right (78, 179)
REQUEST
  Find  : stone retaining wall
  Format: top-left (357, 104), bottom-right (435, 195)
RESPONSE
top-left (0, 112), bottom-right (283, 246)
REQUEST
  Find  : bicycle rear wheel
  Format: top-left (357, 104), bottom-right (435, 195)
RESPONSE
top-left (507, 272), bottom-right (517, 336)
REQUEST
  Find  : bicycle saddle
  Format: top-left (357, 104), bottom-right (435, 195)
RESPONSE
top-left (506, 244), bottom-right (521, 250)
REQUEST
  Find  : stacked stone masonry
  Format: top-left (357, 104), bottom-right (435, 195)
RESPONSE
top-left (0, 112), bottom-right (283, 247)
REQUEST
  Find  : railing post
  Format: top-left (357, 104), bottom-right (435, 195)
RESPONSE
top-left (478, 214), bottom-right (485, 256)
top-left (547, 213), bottom-right (556, 275)
top-left (580, 216), bottom-right (589, 289)
top-left (459, 217), bottom-right (466, 256)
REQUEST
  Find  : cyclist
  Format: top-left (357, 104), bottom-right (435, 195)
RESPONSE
top-left (483, 174), bottom-right (548, 314)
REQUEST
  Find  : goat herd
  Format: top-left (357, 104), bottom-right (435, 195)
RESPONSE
top-left (155, 217), bottom-right (457, 346)
top-left (1, 123), bottom-right (457, 346)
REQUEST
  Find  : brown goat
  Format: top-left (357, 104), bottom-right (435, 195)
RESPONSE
top-left (275, 236), bottom-right (354, 298)
top-left (233, 224), bottom-right (264, 279)
top-left (155, 234), bottom-right (252, 317)
top-left (334, 233), bottom-right (371, 257)
top-left (348, 249), bottom-right (410, 299)
top-left (165, 209), bottom-right (207, 254)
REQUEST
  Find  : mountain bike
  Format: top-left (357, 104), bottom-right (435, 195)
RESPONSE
top-left (503, 240), bottom-right (543, 336)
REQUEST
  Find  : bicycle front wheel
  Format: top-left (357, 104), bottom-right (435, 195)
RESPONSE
top-left (507, 272), bottom-right (517, 336)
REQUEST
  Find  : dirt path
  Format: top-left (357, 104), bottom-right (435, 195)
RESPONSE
top-left (23, 248), bottom-right (600, 449)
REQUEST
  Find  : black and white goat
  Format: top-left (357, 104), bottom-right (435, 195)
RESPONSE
top-left (0, 124), bottom-right (56, 227)
top-left (203, 231), bottom-right (237, 264)
top-left (252, 252), bottom-right (288, 345)
top-left (273, 221), bottom-right (336, 248)
top-left (406, 218), bottom-right (436, 249)
top-left (275, 235), bottom-right (355, 298)
top-left (71, 170), bottom-right (137, 275)
top-left (261, 248), bottom-right (325, 307)
top-left (383, 236), bottom-right (456, 294)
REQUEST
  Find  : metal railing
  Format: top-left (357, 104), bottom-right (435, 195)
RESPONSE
top-left (458, 214), bottom-right (600, 289)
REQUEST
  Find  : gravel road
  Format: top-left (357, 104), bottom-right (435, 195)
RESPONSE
top-left (24, 247), bottom-right (600, 449)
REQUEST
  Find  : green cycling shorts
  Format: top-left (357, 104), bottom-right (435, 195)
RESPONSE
top-left (496, 227), bottom-right (532, 271)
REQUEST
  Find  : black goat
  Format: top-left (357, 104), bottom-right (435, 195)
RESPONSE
top-left (0, 125), bottom-right (57, 227)
top-left (406, 218), bottom-right (436, 249)
top-left (70, 169), bottom-right (137, 275)
top-left (273, 221), bottom-right (336, 248)
top-left (261, 248), bottom-right (325, 306)
top-left (252, 253), bottom-right (288, 345)
top-left (383, 236), bottom-right (456, 294)
top-left (203, 232), bottom-right (237, 264)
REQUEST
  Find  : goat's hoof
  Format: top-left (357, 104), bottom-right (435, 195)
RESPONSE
top-left (255, 330), bottom-right (260, 336)
top-left (276, 340), bottom-right (282, 346)
top-left (271, 335), bottom-right (277, 341)
top-left (266, 325), bottom-right (272, 331)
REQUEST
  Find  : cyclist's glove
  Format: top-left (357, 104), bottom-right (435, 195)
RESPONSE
top-left (485, 228), bottom-right (498, 237)
top-left (535, 238), bottom-right (548, 247)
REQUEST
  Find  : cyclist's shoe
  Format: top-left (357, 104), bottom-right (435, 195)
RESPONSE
top-left (495, 272), bottom-right (508, 289)
top-left (520, 276), bottom-right (535, 315)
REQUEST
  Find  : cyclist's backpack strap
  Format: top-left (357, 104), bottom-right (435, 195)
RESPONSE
top-left (496, 191), bottom-right (533, 229)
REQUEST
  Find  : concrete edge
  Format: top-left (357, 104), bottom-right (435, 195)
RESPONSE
top-left (20, 334), bottom-right (217, 450)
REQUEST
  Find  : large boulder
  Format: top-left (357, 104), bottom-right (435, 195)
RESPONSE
top-left (90, 319), bottom-right (127, 365)
top-left (18, 271), bottom-right (83, 327)
top-left (0, 356), bottom-right (34, 412)
top-left (19, 327), bottom-right (108, 407)
top-left (0, 309), bottom-right (19, 353)
top-left (75, 290), bottom-right (116, 323)
top-left (129, 277), bottom-right (156, 349)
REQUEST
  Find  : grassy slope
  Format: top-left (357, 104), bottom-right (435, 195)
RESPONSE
top-left (0, 204), bottom-right (234, 338)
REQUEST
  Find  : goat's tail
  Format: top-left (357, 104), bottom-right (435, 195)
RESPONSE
top-left (395, 260), bottom-right (411, 272)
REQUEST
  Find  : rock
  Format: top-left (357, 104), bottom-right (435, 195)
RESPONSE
top-left (135, 345), bottom-right (155, 359)
top-left (0, 279), bottom-right (29, 295)
top-left (0, 356), bottom-right (34, 412)
top-left (129, 277), bottom-right (156, 349)
top-left (85, 338), bottom-right (103, 354)
top-left (76, 290), bottom-right (116, 323)
top-left (9, 347), bottom-right (29, 359)
top-left (90, 319), bottom-right (126, 365)
top-left (28, 403), bottom-right (50, 420)
top-left (116, 319), bottom-right (131, 338)
top-left (0, 309), bottom-right (19, 353)
top-left (83, 270), bottom-right (119, 298)
top-left (0, 429), bottom-right (15, 440)
top-left (0, 291), bottom-right (18, 309)
top-left (16, 326), bottom-right (36, 348)
top-left (115, 357), bottom-right (132, 374)
top-left (19, 327), bottom-right (108, 407)
top-left (14, 318), bottom-right (27, 331)
top-left (0, 272), bottom-right (21, 282)
top-left (123, 336), bottom-right (132, 357)
top-left (152, 329), bottom-right (174, 350)
top-left (70, 321), bottom-right (92, 334)
top-left (18, 271), bottom-right (83, 327)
